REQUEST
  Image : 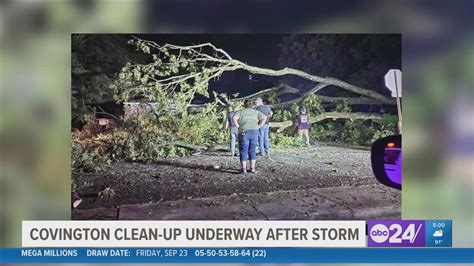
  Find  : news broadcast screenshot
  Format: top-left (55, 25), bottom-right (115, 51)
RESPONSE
top-left (1, 1), bottom-right (473, 265)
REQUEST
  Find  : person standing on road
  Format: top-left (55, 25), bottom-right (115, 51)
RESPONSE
top-left (296, 106), bottom-right (310, 146)
top-left (223, 106), bottom-right (239, 156)
top-left (233, 99), bottom-right (267, 173)
top-left (255, 97), bottom-right (273, 156)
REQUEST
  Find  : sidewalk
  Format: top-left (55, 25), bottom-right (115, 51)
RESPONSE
top-left (73, 184), bottom-right (400, 220)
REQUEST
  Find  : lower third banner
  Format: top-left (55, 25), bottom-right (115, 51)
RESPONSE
top-left (1, 248), bottom-right (473, 263)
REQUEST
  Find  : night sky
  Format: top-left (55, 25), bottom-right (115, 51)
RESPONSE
top-left (135, 34), bottom-right (284, 68)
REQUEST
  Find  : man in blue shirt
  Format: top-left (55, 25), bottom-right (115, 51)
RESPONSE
top-left (255, 97), bottom-right (273, 156)
top-left (223, 106), bottom-right (239, 156)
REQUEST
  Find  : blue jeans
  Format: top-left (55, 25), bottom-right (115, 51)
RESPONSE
top-left (229, 128), bottom-right (238, 155)
top-left (239, 130), bottom-right (258, 161)
top-left (258, 124), bottom-right (270, 154)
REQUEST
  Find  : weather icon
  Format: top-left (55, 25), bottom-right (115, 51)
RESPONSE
top-left (433, 230), bottom-right (443, 237)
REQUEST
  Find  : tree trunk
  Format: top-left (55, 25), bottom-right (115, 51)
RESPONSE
top-left (233, 61), bottom-right (395, 104)
top-left (269, 112), bottom-right (383, 132)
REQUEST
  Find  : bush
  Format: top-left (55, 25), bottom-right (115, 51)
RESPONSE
top-left (270, 133), bottom-right (306, 148)
top-left (308, 115), bottom-right (398, 146)
top-left (72, 126), bottom-right (193, 173)
top-left (72, 130), bottom-right (114, 172)
top-left (72, 101), bottom-right (228, 172)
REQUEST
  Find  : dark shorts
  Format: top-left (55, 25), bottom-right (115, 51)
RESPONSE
top-left (298, 124), bottom-right (309, 130)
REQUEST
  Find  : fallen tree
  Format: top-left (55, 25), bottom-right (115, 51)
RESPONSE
top-left (72, 37), bottom-right (398, 173)
top-left (117, 37), bottom-right (397, 143)
top-left (116, 37), bottom-right (395, 108)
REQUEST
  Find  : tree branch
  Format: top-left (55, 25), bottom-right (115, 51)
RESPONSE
top-left (269, 112), bottom-right (384, 132)
top-left (268, 90), bottom-right (390, 108)
top-left (87, 106), bottom-right (118, 120)
top-left (234, 62), bottom-right (394, 104)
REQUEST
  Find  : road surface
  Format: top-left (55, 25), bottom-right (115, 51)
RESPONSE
top-left (72, 145), bottom-right (401, 220)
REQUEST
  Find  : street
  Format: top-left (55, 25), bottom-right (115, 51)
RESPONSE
top-left (72, 145), bottom-right (401, 220)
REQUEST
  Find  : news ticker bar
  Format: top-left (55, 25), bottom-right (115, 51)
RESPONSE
top-left (22, 220), bottom-right (452, 248)
top-left (1, 248), bottom-right (473, 263)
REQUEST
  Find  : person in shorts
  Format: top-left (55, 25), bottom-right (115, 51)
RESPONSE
top-left (232, 99), bottom-right (267, 173)
top-left (296, 106), bottom-right (310, 146)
